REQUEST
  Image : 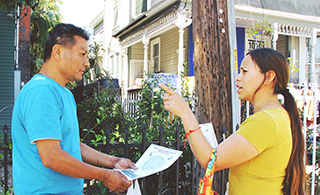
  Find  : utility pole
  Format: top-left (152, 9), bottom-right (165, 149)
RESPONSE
top-left (192, 0), bottom-right (232, 193)
top-left (18, 5), bottom-right (31, 86)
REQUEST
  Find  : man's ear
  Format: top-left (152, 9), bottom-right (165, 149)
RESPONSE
top-left (264, 70), bottom-right (276, 85)
top-left (52, 44), bottom-right (62, 61)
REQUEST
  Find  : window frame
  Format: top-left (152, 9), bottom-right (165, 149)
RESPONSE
top-left (150, 37), bottom-right (161, 73)
top-left (109, 53), bottom-right (120, 78)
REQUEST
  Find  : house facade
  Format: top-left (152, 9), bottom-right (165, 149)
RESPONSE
top-left (91, 0), bottom-right (320, 97)
top-left (90, 0), bottom-right (192, 95)
top-left (234, 0), bottom-right (320, 85)
top-left (0, 9), bottom-right (16, 130)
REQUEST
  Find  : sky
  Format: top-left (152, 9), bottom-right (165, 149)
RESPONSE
top-left (59, 0), bottom-right (104, 29)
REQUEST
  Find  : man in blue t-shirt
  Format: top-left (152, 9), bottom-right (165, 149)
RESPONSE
top-left (11, 23), bottom-right (136, 194)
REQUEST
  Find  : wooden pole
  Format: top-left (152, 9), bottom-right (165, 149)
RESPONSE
top-left (192, 0), bottom-right (232, 193)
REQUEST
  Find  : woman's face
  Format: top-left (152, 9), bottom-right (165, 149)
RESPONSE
top-left (236, 55), bottom-right (265, 102)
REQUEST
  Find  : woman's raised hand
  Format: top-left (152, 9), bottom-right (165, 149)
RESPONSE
top-left (159, 83), bottom-right (190, 119)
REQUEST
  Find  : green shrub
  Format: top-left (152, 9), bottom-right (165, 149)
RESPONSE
top-left (78, 72), bottom-right (195, 194)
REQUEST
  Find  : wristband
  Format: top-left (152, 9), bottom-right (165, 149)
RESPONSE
top-left (184, 126), bottom-right (201, 146)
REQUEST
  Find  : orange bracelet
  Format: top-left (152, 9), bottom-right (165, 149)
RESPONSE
top-left (184, 126), bottom-right (201, 146)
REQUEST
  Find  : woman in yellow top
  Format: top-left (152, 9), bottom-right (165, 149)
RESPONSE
top-left (159, 48), bottom-right (305, 195)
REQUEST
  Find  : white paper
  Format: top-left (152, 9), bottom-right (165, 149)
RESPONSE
top-left (199, 123), bottom-right (218, 148)
top-left (115, 144), bottom-right (183, 181)
top-left (126, 180), bottom-right (141, 195)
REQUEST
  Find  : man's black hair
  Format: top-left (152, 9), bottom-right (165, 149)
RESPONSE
top-left (43, 23), bottom-right (90, 61)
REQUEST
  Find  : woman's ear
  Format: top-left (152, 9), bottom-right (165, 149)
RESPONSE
top-left (264, 70), bottom-right (276, 85)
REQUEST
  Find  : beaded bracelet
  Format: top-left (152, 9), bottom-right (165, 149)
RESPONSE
top-left (184, 126), bottom-right (201, 146)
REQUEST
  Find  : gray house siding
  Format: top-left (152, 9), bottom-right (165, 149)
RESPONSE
top-left (235, 0), bottom-right (320, 17)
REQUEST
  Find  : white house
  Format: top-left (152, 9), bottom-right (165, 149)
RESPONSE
top-left (89, 0), bottom-right (320, 97)
top-left (90, 0), bottom-right (192, 95)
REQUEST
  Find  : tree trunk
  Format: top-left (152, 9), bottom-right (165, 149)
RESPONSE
top-left (192, 0), bottom-right (232, 194)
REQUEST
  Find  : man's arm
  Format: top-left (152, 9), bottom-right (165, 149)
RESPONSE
top-left (36, 139), bottom-right (132, 193)
top-left (80, 142), bottom-right (137, 169)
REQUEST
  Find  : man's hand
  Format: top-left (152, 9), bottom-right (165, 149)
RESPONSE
top-left (102, 170), bottom-right (132, 193)
top-left (114, 157), bottom-right (137, 170)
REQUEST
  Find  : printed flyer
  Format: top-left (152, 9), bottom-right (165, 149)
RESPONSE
top-left (199, 123), bottom-right (218, 148)
top-left (115, 144), bottom-right (183, 181)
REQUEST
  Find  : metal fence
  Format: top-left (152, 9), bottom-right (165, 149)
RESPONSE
top-left (289, 83), bottom-right (320, 194)
top-left (0, 123), bottom-right (208, 195)
top-left (0, 124), bottom-right (10, 194)
top-left (82, 124), bottom-right (199, 195)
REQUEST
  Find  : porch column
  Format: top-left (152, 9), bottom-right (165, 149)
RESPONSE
top-left (178, 28), bottom-right (184, 77)
top-left (298, 37), bottom-right (307, 85)
top-left (122, 48), bottom-right (129, 97)
top-left (142, 34), bottom-right (150, 79)
top-left (310, 28), bottom-right (318, 195)
top-left (176, 11), bottom-right (192, 76)
top-left (119, 49), bottom-right (122, 91)
top-left (310, 28), bottom-right (317, 83)
top-left (227, 0), bottom-right (241, 133)
top-left (272, 22), bottom-right (278, 50)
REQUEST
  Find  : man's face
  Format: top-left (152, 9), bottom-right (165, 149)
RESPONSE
top-left (58, 35), bottom-right (89, 83)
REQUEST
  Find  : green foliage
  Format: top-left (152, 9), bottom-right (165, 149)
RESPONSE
top-left (78, 73), bottom-right (187, 146)
top-left (246, 17), bottom-right (274, 48)
top-left (0, 0), bottom-right (62, 75)
top-left (77, 79), bottom-right (125, 145)
top-left (0, 0), bottom-right (36, 11)
top-left (128, 74), bottom-right (170, 141)
top-left (0, 187), bottom-right (14, 195)
top-left (306, 127), bottom-right (320, 193)
top-left (288, 57), bottom-right (299, 73)
top-left (30, 0), bottom-right (62, 74)
top-left (88, 41), bottom-right (106, 81)
top-left (0, 143), bottom-right (13, 195)
top-left (78, 72), bottom-right (194, 194)
top-left (247, 17), bottom-right (274, 38)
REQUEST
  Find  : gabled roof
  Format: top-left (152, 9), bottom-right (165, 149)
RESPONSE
top-left (113, 0), bottom-right (182, 40)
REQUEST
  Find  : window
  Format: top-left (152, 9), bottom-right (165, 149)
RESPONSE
top-left (129, 60), bottom-right (144, 88)
top-left (130, 0), bottom-right (164, 19)
top-left (276, 35), bottom-right (289, 58)
top-left (306, 36), bottom-right (320, 83)
top-left (150, 0), bottom-right (161, 8)
top-left (93, 22), bottom-right (104, 44)
top-left (113, 0), bottom-right (118, 28)
top-left (150, 37), bottom-right (160, 73)
top-left (110, 53), bottom-right (120, 78)
top-left (115, 53), bottom-right (119, 78)
top-left (316, 36), bottom-right (320, 64)
top-left (131, 0), bottom-right (136, 19)
top-left (131, 0), bottom-right (149, 19)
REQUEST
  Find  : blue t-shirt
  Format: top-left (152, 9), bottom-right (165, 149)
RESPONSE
top-left (11, 74), bottom-right (84, 194)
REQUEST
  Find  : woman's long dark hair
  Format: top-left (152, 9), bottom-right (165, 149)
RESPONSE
top-left (248, 48), bottom-right (305, 195)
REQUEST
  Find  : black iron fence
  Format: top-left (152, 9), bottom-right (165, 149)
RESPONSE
top-left (1, 123), bottom-right (230, 195)
top-left (1, 124), bottom-right (11, 194)
top-left (0, 123), bottom-right (210, 195)
top-left (82, 123), bottom-right (200, 195)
